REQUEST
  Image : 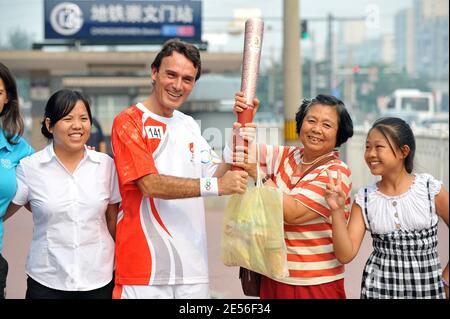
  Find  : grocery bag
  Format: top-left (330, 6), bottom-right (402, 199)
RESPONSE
top-left (221, 147), bottom-right (288, 279)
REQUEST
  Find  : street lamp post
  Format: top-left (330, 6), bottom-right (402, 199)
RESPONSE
top-left (283, 0), bottom-right (301, 144)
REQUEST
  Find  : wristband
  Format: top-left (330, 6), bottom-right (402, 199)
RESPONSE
top-left (222, 144), bottom-right (233, 164)
top-left (200, 177), bottom-right (219, 197)
top-left (443, 278), bottom-right (449, 288)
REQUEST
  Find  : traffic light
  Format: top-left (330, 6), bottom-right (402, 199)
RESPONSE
top-left (352, 65), bottom-right (361, 74)
top-left (301, 20), bottom-right (309, 39)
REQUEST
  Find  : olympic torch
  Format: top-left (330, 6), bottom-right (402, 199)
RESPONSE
top-left (238, 18), bottom-right (264, 124)
top-left (233, 18), bottom-right (264, 168)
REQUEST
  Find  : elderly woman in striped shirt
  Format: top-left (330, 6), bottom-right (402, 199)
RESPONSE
top-left (233, 93), bottom-right (354, 299)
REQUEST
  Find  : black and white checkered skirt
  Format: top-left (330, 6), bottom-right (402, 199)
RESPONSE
top-left (361, 224), bottom-right (446, 299)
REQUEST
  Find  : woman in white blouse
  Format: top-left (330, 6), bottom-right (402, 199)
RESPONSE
top-left (324, 117), bottom-right (448, 299)
top-left (5, 89), bottom-right (121, 299)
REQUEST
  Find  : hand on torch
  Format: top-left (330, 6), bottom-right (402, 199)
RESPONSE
top-left (231, 92), bottom-right (259, 178)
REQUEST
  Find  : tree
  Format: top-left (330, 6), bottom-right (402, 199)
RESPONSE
top-left (3, 28), bottom-right (34, 50)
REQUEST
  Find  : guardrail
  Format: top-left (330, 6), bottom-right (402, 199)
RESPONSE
top-left (240, 120), bottom-right (449, 192)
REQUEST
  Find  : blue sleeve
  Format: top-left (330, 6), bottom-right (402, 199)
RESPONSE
top-left (18, 137), bottom-right (35, 161)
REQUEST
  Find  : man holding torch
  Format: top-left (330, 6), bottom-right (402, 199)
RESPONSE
top-left (111, 39), bottom-right (252, 299)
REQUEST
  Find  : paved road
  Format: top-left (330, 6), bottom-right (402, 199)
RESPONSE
top-left (3, 200), bottom-right (449, 299)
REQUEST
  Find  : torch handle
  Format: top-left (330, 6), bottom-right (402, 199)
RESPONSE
top-left (237, 108), bottom-right (254, 124)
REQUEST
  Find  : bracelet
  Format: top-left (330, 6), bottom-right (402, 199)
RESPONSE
top-left (255, 174), bottom-right (271, 186)
top-left (443, 277), bottom-right (449, 288)
top-left (200, 177), bottom-right (219, 197)
top-left (261, 174), bottom-right (271, 185)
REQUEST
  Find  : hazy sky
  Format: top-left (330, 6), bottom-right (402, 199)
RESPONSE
top-left (0, 0), bottom-right (413, 63)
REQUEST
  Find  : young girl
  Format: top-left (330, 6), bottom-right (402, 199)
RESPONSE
top-left (325, 117), bottom-right (448, 299)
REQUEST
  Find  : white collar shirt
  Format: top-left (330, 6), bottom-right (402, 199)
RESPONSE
top-left (12, 143), bottom-right (121, 291)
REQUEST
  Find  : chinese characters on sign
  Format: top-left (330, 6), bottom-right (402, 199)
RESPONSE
top-left (44, 0), bottom-right (202, 43)
top-left (90, 3), bottom-right (194, 24)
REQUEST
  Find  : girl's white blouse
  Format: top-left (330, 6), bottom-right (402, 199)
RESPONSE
top-left (354, 173), bottom-right (442, 234)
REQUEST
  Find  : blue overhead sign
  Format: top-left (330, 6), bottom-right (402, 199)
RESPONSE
top-left (44, 0), bottom-right (202, 43)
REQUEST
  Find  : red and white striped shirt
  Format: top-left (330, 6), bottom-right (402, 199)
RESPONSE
top-left (258, 145), bottom-right (352, 286)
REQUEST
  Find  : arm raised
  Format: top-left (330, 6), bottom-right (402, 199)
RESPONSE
top-left (324, 169), bottom-right (366, 263)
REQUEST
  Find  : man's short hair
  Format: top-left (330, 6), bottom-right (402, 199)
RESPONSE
top-left (151, 39), bottom-right (202, 81)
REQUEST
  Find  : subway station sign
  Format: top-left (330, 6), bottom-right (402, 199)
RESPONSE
top-left (44, 0), bottom-right (202, 43)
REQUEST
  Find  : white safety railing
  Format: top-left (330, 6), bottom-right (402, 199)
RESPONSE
top-left (233, 120), bottom-right (449, 193)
